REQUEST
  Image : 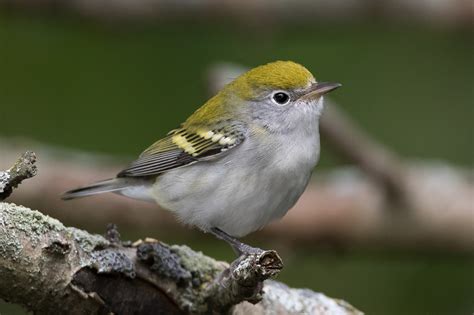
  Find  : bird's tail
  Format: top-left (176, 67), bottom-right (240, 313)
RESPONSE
top-left (62, 178), bottom-right (129, 200)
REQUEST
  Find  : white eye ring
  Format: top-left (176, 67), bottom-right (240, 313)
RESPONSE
top-left (271, 91), bottom-right (291, 106)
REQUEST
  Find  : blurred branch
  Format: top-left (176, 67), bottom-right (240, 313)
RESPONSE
top-left (0, 154), bottom-right (361, 314)
top-left (1, 135), bottom-right (473, 252)
top-left (1, 0), bottom-right (472, 28)
top-left (320, 102), bottom-right (407, 203)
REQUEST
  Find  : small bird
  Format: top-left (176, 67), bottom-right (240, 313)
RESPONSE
top-left (63, 61), bottom-right (341, 255)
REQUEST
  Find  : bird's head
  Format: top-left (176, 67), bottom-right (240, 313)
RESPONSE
top-left (227, 60), bottom-right (341, 132)
top-left (188, 61), bottom-right (341, 133)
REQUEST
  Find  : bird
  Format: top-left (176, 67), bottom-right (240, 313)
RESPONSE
top-left (62, 60), bottom-right (341, 255)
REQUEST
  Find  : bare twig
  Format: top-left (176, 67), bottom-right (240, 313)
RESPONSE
top-left (0, 151), bottom-right (37, 200)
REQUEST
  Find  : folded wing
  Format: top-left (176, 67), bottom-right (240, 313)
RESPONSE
top-left (117, 123), bottom-right (246, 178)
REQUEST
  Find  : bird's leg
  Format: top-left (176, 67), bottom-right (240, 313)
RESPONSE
top-left (209, 227), bottom-right (264, 256)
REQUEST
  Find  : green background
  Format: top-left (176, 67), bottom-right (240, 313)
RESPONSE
top-left (0, 12), bottom-right (473, 315)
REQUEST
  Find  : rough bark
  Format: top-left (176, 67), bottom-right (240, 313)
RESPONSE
top-left (0, 151), bottom-right (37, 200)
top-left (0, 202), bottom-right (362, 315)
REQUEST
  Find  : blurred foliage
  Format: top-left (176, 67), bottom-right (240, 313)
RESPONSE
top-left (0, 11), bottom-right (473, 315)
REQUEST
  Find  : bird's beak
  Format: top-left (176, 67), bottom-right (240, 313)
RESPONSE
top-left (302, 82), bottom-right (342, 100)
top-left (310, 82), bottom-right (342, 96)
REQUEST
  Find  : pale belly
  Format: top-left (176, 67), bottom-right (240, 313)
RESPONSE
top-left (150, 135), bottom-right (319, 237)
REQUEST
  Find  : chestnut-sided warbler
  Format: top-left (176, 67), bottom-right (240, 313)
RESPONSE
top-left (63, 61), bottom-right (341, 254)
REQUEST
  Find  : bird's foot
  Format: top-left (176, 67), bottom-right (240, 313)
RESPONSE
top-left (232, 242), bottom-right (264, 256)
top-left (209, 227), bottom-right (265, 256)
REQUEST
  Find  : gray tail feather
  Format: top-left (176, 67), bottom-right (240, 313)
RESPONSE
top-left (62, 178), bottom-right (128, 200)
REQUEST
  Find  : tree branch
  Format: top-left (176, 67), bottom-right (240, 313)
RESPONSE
top-left (0, 202), bottom-right (362, 314)
top-left (0, 151), bottom-right (37, 200)
top-left (320, 101), bottom-right (408, 203)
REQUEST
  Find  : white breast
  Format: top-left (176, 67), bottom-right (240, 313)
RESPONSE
top-left (151, 126), bottom-right (320, 237)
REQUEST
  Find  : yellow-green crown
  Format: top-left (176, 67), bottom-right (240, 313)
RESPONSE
top-left (185, 61), bottom-right (315, 126)
top-left (229, 61), bottom-right (315, 98)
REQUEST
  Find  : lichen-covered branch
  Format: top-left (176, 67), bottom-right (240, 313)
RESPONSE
top-left (0, 202), bottom-right (362, 314)
top-left (0, 151), bottom-right (37, 200)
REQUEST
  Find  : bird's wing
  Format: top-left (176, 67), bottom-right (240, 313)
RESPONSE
top-left (117, 123), bottom-right (246, 177)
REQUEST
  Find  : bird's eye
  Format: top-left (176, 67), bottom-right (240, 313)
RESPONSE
top-left (272, 92), bottom-right (290, 105)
